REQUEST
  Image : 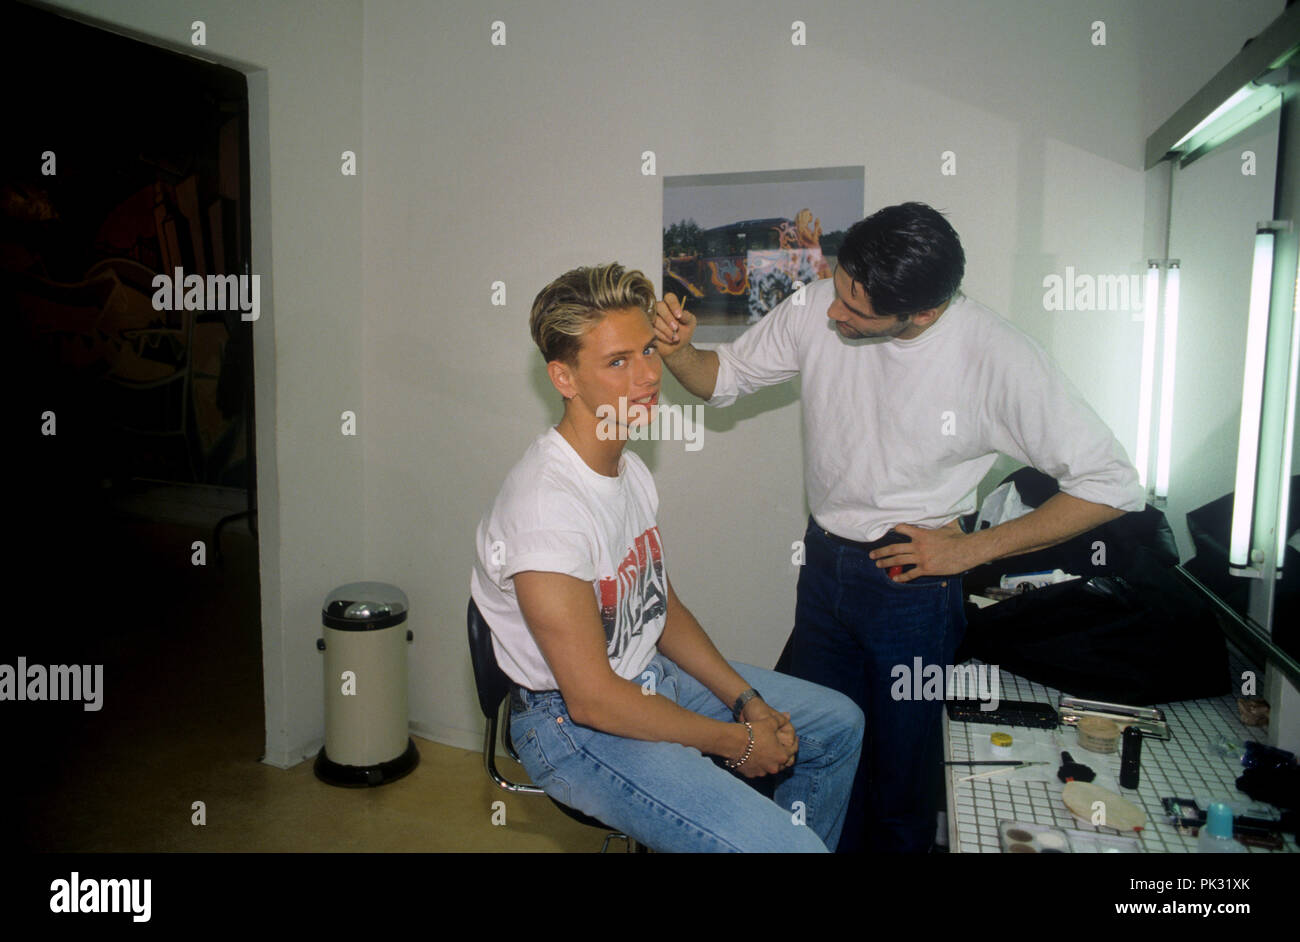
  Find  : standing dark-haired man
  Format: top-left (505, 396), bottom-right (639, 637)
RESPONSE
top-left (654, 202), bottom-right (1144, 852)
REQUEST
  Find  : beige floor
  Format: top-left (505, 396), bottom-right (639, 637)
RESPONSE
top-left (11, 497), bottom-right (617, 853)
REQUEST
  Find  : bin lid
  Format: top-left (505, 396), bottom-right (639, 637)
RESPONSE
top-left (322, 582), bottom-right (408, 630)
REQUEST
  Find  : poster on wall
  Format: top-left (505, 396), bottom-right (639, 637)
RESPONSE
top-left (662, 165), bottom-right (864, 343)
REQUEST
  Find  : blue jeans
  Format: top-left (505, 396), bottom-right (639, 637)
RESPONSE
top-left (509, 654), bottom-right (863, 852)
top-left (785, 519), bottom-right (967, 853)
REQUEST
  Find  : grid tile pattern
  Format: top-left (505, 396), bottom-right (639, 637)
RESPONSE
top-left (946, 650), bottom-right (1297, 853)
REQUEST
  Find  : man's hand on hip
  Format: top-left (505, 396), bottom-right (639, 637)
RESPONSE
top-left (869, 520), bottom-right (983, 582)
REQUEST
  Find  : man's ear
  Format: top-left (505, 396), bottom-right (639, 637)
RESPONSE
top-left (908, 298), bottom-right (951, 329)
top-left (547, 358), bottom-right (576, 400)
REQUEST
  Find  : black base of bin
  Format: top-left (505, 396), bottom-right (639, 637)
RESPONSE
top-left (314, 738), bottom-right (419, 787)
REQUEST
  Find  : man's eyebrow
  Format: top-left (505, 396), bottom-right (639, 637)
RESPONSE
top-left (835, 269), bottom-right (873, 318)
top-left (599, 334), bottom-right (656, 359)
top-left (837, 265), bottom-right (857, 298)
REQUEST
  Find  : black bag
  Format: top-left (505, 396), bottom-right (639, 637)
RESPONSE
top-left (957, 545), bottom-right (1231, 704)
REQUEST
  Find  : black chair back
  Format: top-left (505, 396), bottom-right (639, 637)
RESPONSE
top-left (465, 596), bottom-right (637, 849)
top-left (467, 598), bottom-right (513, 720)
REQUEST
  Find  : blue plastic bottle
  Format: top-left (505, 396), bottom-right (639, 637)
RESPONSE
top-left (1197, 802), bottom-right (1247, 853)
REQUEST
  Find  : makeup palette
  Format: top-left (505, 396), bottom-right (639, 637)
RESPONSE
top-left (998, 820), bottom-right (1143, 853)
top-left (999, 821), bottom-right (1071, 853)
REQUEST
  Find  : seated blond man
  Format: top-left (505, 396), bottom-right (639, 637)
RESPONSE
top-left (470, 262), bottom-right (862, 852)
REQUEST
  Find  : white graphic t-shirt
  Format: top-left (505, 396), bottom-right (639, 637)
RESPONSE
top-left (471, 428), bottom-right (667, 691)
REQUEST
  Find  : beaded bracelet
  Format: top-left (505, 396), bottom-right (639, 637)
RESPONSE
top-left (725, 721), bottom-right (755, 770)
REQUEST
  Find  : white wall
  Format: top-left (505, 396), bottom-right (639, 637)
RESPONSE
top-left (46, 0), bottom-right (1285, 765)
top-left (360, 0), bottom-right (1284, 751)
top-left (45, 0), bottom-right (365, 767)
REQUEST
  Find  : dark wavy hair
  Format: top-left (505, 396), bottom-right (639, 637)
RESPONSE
top-left (837, 202), bottom-right (965, 317)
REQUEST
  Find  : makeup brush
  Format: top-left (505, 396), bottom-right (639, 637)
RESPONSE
top-left (1057, 751), bottom-right (1096, 783)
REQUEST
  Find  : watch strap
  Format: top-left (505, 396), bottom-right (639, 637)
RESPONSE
top-left (731, 687), bottom-right (761, 720)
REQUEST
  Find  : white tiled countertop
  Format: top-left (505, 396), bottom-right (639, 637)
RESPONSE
top-left (945, 651), bottom-right (1298, 853)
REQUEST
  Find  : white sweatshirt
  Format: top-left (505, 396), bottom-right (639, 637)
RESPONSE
top-left (709, 278), bottom-right (1144, 541)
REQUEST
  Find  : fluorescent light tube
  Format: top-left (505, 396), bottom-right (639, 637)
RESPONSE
top-left (1155, 263), bottom-right (1180, 500)
top-left (1136, 262), bottom-right (1161, 490)
top-left (1274, 250), bottom-right (1300, 571)
top-left (1231, 230), bottom-right (1276, 568)
top-left (1172, 87), bottom-right (1255, 150)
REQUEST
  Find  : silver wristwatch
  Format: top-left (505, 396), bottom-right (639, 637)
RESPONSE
top-left (731, 687), bottom-right (761, 720)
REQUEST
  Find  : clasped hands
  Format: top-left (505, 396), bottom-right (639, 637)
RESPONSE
top-left (731, 697), bottom-right (798, 778)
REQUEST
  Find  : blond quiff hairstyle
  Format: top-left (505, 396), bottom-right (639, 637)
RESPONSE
top-left (529, 263), bottom-right (656, 364)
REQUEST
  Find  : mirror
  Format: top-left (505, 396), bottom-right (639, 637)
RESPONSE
top-left (1165, 111), bottom-right (1280, 629)
top-left (1144, 4), bottom-right (1300, 680)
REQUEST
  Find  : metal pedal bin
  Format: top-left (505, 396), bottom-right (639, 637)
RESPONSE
top-left (314, 582), bottom-right (418, 786)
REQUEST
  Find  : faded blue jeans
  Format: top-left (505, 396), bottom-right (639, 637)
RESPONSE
top-left (509, 654), bottom-right (863, 852)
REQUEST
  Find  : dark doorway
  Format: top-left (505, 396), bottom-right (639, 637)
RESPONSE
top-left (1, 0), bottom-right (264, 850)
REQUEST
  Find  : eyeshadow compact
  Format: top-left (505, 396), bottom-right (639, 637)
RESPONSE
top-left (998, 819), bottom-right (1142, 853)
top-left (998, 821), bottom-right (1071, 853)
